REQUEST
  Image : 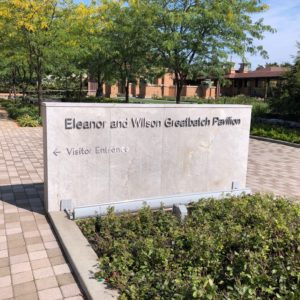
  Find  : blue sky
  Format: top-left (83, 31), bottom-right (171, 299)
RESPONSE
top-left (243, 0), bottom-right (300, 68)
top-left (78, 0), bottom-right (300, 69)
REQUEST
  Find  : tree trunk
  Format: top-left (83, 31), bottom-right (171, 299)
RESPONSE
top-left (65, 76), bottom-right (69, 99)
top-left (96, 70), bottom-right (104, 98)
top-left (176, 81), bottom-right (183, 104)
top-left (125, 83), bottom-right (129, 103)
top-left (216, 80), bottom-right (221, 99)
top-left (79, 73), bottom-right (83, 100)
top-left (37, 75), bottom-right (42, 115)
top-left (21, 85), bottom-right (27, 102)
top-left (35, 56), bottom-right (43, 115)
top-left (12, 67), bottom-right (17, 103)
top-left (96, 81), bottom-right (103, 98)
top-left (21, 67), bottom-right (28, 102)
top-left (13, 84), bottom-right (17, 103)
top-left (123, 76), bottom-right (129, 103)
top-left (174, 72), bottom-right (184, 104)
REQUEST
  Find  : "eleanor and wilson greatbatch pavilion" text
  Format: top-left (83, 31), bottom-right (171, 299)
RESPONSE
top-left (65, 116), bottom-right (241, 130)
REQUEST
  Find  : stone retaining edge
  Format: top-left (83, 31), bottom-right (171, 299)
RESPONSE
top-left (48, 211), bottom-right (119, 300)
top-left (250, 135), bottom-right (300, 148)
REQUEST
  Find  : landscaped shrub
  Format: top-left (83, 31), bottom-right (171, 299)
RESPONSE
top-left (16, 114), bottom-right (41, 127)
top-left (77, 194), bottom-right (300, 299)
top-left (0, 100), bottom-right (41, 126)
top-left (207, 96), bottom-right (270, 118)
top-left (211, 95), bottom-right (256, 105)
top-left (251, 101), bottom-right (270, 118)
top-left (7, 105), bottom-right (38, 119)
top-left (251, 123), bottom-right (300, 144)
top-left (62, 96), bottom-right (125, 103)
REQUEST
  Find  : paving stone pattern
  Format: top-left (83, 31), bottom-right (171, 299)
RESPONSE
top-left (0, 108), bottom-right (83, 300)
top-left (247, 139), bottom-right (300, 200)
top-left (0, 106), bottom-right (299, 299)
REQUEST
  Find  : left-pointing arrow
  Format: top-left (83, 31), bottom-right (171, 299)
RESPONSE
top-left (53, 149), bottom-right (61, 156)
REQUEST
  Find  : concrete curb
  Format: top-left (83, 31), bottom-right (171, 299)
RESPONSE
top-left (48, 211), bottom-right (119, 300)
top-left (250, 135), bottom-right (300, 148)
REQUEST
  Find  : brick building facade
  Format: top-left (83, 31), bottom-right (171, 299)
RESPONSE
top-left (88, 64), bottom-right (288, 100)
top-left (88, 73), bottom-right (216, 99)
top-left (222, 64), bottom-right (288, 98)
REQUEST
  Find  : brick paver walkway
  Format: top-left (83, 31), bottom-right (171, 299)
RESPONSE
top-left (0, 108), bottom-right (84, 300)
top-left (0, 106), bottom-right (299, 299)
top-left (247, 139), bottom-right (300, 200)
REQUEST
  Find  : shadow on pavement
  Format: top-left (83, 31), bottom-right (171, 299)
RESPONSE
top-left (0, 183), bottom-right (45, 214)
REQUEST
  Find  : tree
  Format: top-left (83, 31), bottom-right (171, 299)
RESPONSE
top-left (0, 1), bottom-right (33, 99)
top-left (52, 2), bottom-right (117, 99)
top-left (100, 1), bottom-right (154, 102)
top-left (266, 62), bottom-right (279, 67)
top-left (270, 45), bottom-right (300, 118)
top-left (75, 3), bottom-right (115, 98)
top-left (146, 0), bottom-right (274, 103)
top-left (47, 2), bottom-right (89, 99)
top-left (0, 0), bottom-right (71, 112)
top-left (0, 47), bottom-right (34, 100)
top-left (280, 62), bottom-right (293, 68)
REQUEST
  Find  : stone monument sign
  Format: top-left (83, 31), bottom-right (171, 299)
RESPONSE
top-left (42, 103), bottom-right (251, 215)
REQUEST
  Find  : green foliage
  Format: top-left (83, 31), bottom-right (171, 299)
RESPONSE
top-left (152, 95), bottom-right (270, 119)
top-left (0, 0), bottom-right (75, 106)
top-left (251, 102), bottom-right (270, 119)
top-left (208, 95), bottom-right (263, 105)
top-left (62, 96), bottom-right (125, 103)
top-left (0, 0), bottom-right (274, 105)
top-left (100, 1), bottom-right (155, 102)
top-left (146, 0), bottom-right (274, 103)
top-left (1, 100), bottom-right (41, 126)
top-left (202, 95), bottom-right (270, 118)
top-left (16, 114), bottom-right (41, 127)
top-left (77, 194), bottom-right (300, 299)
top-left (251, 123), bottom-right (300, 144)
top-left (269, 57), bottom-right (300, 118)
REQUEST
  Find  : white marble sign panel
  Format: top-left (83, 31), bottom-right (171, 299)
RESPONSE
top-left (42, 103), bottom-right (251, 212)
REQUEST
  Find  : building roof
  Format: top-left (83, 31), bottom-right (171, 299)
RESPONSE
top-left (226, 67), bottom-right (289, 79)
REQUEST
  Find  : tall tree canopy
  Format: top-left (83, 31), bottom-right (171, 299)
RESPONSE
top-left (0, 0), bottom-right (71, 109)
top-left (0, 0), bottom-right (274, 105)
top-left (146, 0), bottom-right (274, 103)
top-left (100, 0), bottom-right (154, 102)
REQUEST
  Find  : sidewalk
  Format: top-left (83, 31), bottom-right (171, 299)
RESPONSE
top-left (247, 138), bottom-right (300, 200)
top-left (0, 108), bottom-right (84, 300)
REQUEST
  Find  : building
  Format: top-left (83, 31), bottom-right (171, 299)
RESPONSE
top-left (88, 73), bottom-right (216, 100)
top-left (222, 63), bottom-right (288, 98)
top-left (88, 63), bottom-right (288, 100)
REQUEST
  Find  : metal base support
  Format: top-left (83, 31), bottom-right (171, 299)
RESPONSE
top-left (72, 188), bottom-right (251, 219)
top-left (173, 204), bottom-right (188, 221)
